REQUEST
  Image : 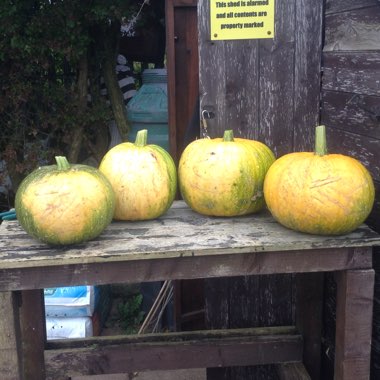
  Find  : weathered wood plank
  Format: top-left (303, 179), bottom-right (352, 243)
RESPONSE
top-left (44, 327), bottom-right (303, 379)
top-left (320, 273), bottom-right (336, 379)
top-left (260, 274), bottom-right (294, 326)
top-left (1, 202), bottom-right (379, 271)
top-left (46, 325), bottom-right (298, 348)
top-left (366, 181), bottom-right (380, 232)
top-left (322, 51), bottom-right (380, 96)
top-left (293, 0), bottom-right (323, 152)
top-left (321, 91), bottom-right (380, 139)
top-left (324, 6), bottom-right (380, 51)
top-left (209, 365), bottom-right (279, 380)
top-left (372, 246), bottom-right (380, 380)
top-left (0, 247), bottom-right (373, 291)
top-left (323, 51), bottom-right (380, 70)
top-left (205, 273), bottom-right (294, 380)
top-left (295, 273), bottom-right (324, 379)
top-left (325, 0), bottom-right (379, 14)
top-left (204, 278), bottom-right (230, 380)
top-left (173, 0), bottom-right (197, 6)
top-left (204, 277), bottom-right (229, 329)
top-left (198, 1), bottom-right (260, 140)
top-left (0, 291), bottom-right (22, 380)
top-left (0, 201), bottom-right (378, 293)
top-left (198, 0), bottom-right (298, 150)
top-left (175, 278), bottom-right (205, 330)
top-left (258, 0), bottom-right (295, 157)
top-left (71, 369), bottom-right (206, 380)
top-left (222, 40), bottom-right (260, 139)
top-left (324, 126), bottom-right (380, 182)
top-left (334, 269), bottom-right (375, 380)
top-left (276, 362), bottom-right (311, 380)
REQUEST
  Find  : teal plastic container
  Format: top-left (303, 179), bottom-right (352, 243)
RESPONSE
top-left (126, 69), bottom-right (169, 151)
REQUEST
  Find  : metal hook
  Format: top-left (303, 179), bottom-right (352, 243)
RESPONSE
top-left (202, 109), bottom-right (211, 119)
top-left (201, 110), bottom-right (210, 138)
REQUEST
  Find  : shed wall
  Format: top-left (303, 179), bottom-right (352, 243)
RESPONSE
top-left (320, 1), bottom-right (380, 378)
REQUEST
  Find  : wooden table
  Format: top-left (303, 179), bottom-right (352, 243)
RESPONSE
top-left (1, 201), bottom-right (379, 380)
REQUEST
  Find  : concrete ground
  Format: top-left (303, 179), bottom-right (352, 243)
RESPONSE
top-left (73, 369), bottom-right (206, 380)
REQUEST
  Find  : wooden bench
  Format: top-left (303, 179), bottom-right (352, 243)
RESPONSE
top-left (0, 201), bottom-right (379, 380)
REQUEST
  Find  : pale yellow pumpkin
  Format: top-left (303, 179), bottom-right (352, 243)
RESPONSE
top-left (178, 130), bottom-right (276, 216)
top-left (99, 129), bottom-right (177, 220)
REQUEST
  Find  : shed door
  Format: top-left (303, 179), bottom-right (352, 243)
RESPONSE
top-left (166, 0), bottom-right (199, 162)
top-left (198, 0), bottom-right (323, 155)
top-left (197, 1), bottom-right (324, 379)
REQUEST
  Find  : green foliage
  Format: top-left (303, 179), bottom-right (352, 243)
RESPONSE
top-left (117, 294), bottom-right (145, 334)
top-left (0, 0), bottom-right (140, 190)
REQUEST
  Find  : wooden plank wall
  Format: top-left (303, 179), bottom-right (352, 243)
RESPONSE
top-left (197, 1), bottom-right (323, 379)
top-left (320, 1), bottom-right (380, 379)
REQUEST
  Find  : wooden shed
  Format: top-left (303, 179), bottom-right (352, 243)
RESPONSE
top-left (166, 0), bottom-right (380, 378)
top-left (0, 1), bottom-right (379, 379)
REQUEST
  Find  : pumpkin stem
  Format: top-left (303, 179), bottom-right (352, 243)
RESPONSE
top-left (55, 156), bottom-right (71, 170)
top-left (135, 129), bottom-right (148, 147)
top-left (223, 130), bottom-right (235, 142)
top-left (315, 125), bottom-right (328, 156)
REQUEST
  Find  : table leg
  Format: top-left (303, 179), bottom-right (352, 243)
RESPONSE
top-left (19, 289), bottom-right (46, 380)
top-left (334, 269), bottom-right (375, 380)
top-left (0, 291), bottom-right (22, 379)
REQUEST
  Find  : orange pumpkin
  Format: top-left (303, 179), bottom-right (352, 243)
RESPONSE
top-left (263, 125), bottom-right (375, 235)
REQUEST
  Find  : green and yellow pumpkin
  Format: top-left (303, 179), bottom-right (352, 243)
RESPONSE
top-left (263, 125), bottom-right (375, 235)
top-left (15, 156), bottom-right (115, 245)
top-left (99, 129), bottom-right (177, 220)
top-left (178, 130), bottom-right (276, 216)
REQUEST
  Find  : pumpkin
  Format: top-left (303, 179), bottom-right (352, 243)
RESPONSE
top-left (99, 129), bottom-right (177, 220)
top-left (178, 130), bottom-right (276, 216)
top-left (263, 125), bottom-right (375, 235)
top-left (15, 156), bottom-right (115, 245)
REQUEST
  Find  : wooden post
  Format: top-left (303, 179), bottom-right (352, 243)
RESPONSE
top-left (20, 289), bottom-right (46, 380)
top-left (334, 269), bottom-right (375, 380)
top-left (0, 291), bottom-right (22, 380)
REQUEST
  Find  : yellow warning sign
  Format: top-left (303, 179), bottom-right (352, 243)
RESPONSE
top-left (210, 0), bottom-right (275, 40)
